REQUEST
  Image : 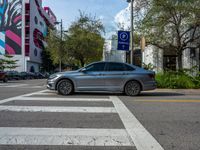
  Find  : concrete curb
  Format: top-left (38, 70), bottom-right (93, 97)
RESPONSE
top-left (145, 89), bottom-right (200, 95)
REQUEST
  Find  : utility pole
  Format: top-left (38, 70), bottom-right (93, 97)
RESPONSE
top-left (130, 0), bottom-right (134, 65)
top-left (127, 0), bottom-right (134, 64)
top-left (55, 19), bottom-right (63, 72)
top-left (59, 19), bottom-right (63, 72)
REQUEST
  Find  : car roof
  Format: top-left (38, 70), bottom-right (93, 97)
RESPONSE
top-left (91, 61), bottom-right (140, 68)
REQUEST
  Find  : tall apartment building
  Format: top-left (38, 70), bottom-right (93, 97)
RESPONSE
top-left (0, 0), bottom-right (56, 72)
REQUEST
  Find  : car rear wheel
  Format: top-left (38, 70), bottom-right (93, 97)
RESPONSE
top-left (57, 79), bottom-right (74, 95)
top-left (125, 80), bottom-right (141, 96)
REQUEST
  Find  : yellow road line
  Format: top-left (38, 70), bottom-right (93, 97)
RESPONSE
top-left (134, 100), bottom-right (200, 103)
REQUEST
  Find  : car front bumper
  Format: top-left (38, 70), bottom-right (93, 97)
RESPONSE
top-left (47, 79), bottom-right (56, 90)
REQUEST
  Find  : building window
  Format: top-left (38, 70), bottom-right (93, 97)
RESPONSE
top-left (40, 21), bottom-right (44, 27)
top-left (25, 19), bottom-right (30, 26)
top-left (30, 66), bottom-right (35, 73)
top-left (163, 55), bottom-right (177, 71)
top-left (25, 30), bottom-right (30, 38)
top-left (190, 48), bottom-right (196, 58)
top-left (34, 48), bottom-right (38, 56)
top-left (34, 16), bottom-right (38, 24)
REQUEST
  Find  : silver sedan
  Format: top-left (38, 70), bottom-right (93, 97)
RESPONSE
top-left (47, 61), bottom-right (156, 96)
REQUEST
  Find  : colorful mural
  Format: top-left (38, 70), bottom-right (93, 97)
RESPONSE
top-left (0, 0), bottom-right (22, 55)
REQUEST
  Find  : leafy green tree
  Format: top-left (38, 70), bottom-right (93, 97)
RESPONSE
top-left (46, 29), bottom-right (64, 64)
top-left (0, 59), bottom-right (5, 71)
top-left (66, 12), bottom-right (105, 67)
top-left (138, 0), bottom-right (200, 70)
top-left (45, 28), bottom-right (70, 71)
top-left (0, 55), bottom-right (18, 71)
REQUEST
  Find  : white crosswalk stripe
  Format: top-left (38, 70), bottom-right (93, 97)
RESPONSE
top-left (0, 105), bottom-right (116, 113)
top-left (17, 96), bottom-right (112, 102)
top-left (0, 83), bottom-right (44, 88)
top-left (0, 90), bottom-right (164, 150)
top-left (0, 128), bottom-right (133, 146)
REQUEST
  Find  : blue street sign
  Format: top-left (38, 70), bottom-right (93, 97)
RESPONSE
top-left (117, 31), bottom-right (130, 51)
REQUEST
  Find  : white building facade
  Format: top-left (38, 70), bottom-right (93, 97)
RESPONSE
top-left (103, 37), bottom-right (126, 63)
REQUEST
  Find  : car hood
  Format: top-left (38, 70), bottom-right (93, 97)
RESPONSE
top-left (62, 70), bottom-right (78, 74)
top-left (58, 70), bottom-right (79, 75)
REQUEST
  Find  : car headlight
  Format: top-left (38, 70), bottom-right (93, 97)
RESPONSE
top-left (49, 74), bottom-right (59, 80)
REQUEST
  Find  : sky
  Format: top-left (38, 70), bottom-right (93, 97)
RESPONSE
top-left (42, 0), bottom-right (130, 39)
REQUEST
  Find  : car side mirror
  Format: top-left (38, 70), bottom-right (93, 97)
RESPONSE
top-left (80, 68), bottom-right (87, 72)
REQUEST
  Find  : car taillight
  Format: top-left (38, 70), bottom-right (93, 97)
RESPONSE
top-left (148, 74), bottom-right (155, 79)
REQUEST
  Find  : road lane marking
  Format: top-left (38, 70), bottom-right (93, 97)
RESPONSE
top-left (17, 97), bottom-right (111, 102)
top-left (0, 90), bottom-right (48, 105)
top-left (0, 128), bottom-right (134, 146)
top-left (111, 96), bottom-right (164, 150)
top-left (0, 84), bottom-right (27, 88)
top-left (134, 99), bottom-right (200, 103)
top-left (0, 106), bottom-right (116, 113)
top-left (31, 92), bottom-right (56, 95)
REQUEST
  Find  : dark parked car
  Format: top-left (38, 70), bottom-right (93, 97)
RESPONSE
top-left (34, 72), bottom-right (46, 79)
top-left (47, 61), bottom-right (156, 96)
top-left (0, 71), bottom-right (8, 82)
top-left (20, 72), bottom-right (30, 80)
top-left (20, 72), bottom-right (38, 79)
top-left (6, 71), bottom-right (21, 80)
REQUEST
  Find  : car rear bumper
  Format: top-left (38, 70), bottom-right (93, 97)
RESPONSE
top-left (143, 81), bottom-right (157, 91)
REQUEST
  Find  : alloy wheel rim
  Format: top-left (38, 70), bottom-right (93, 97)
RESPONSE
top-left (127, 81), bottom-right (140, 95)
top-left (59, 81), bottom-right (72, 95)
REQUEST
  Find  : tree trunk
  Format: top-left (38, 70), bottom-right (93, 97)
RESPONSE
top-left (80, 59), bottom-right (85, 67)
top-left (177, 53), bottom-right (183, 70)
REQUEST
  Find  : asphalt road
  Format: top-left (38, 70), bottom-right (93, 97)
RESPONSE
top-left (0, 79), bottom-right (200, 150)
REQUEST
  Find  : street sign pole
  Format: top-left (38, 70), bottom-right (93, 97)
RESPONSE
top-left (130, 0), bottom-right (134, 64)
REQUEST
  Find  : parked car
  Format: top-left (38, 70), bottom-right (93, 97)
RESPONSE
top-left (0, 71), bottom-right (8, 82)
top-left (19, 72), bottom-right (38, 80)
top-left (47, 61), bottom-right (156, 96)
top-left (6, 71), bottom-right (21, 80)
top-left (20, 72), bottom-right (30, 80)
top-left (34, 72), bottom-right (46, 79)
top-left (28, 72), bottom-right (37, 79)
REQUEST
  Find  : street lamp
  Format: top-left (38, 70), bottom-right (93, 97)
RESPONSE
top-left (55, 19), bottom-right (63, 72)
top-left (127, 0), bottom-right (134, 64)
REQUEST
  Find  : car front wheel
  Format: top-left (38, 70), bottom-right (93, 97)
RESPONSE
top-left (125, 80), bottom-right (141, 96)
top-left (57, 79), bottom-right (74, 95)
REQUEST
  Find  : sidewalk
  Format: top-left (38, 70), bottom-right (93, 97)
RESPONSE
top-left (148, 89), bottom-right (200, 95)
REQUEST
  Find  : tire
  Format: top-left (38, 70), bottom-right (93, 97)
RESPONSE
top-left (125, 80), bottom-right (141, 96)
top-left (57, 79), bottom-right (74, 95)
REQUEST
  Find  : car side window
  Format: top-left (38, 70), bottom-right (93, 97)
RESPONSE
top-left (124, 64), bottom-right (135, 71)
top-left (85, 63), bottom-right (105, 71)
top-left (107, 63), bottom-right (125, 71)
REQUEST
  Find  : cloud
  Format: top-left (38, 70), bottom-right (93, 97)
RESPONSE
top-left (103, 4), bottom-right (131, 39)
top-left (114, 1), bottom-right (148, 31)
top-left (114, 3), bottom-right (130, 31)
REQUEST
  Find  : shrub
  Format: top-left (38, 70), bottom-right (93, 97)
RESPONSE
top-left (156, 71), bottom-right (199, 89)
